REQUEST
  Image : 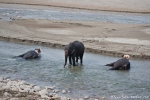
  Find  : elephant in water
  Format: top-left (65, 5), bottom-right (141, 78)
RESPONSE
top-left (64, 41), bottom-right (85, 67)
top-left (105, 55), bottom-right (130, 70)
top-left (17, 48), bottom-right (41, 59)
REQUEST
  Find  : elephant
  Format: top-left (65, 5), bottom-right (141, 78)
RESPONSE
top-left (17, 48), bottom-right (41, 59)
top-left (105, 55), bottom-right (130, 70)
top-left (64, 41), bottom-right (85, 67)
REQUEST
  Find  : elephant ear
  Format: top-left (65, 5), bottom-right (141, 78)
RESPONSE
top-left (65, 50), bottom-right (68, 56)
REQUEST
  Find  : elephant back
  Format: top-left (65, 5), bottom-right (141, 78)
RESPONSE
top-left (114, 58), bottom-right (130, 70)
top-left (72, 41), bottom-right (84, 54)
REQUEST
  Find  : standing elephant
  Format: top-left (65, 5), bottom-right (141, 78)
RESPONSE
top-left (64, 41), bottom-right (85, 67)
top-left (17, 48), bottom-right (41, 59)
top-left (105, 55), bottom-right (130, 70)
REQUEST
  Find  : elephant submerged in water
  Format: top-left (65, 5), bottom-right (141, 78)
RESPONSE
top-left (17, 48), bottom-right (41, 59)
top-left (64, 41), bottom-right (85, 67)
top-left (105, 55), bottom-right (130, 70)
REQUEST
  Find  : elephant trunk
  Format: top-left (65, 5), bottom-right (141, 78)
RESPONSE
top-left (64, 46), bottom-right (68, 67)
top-left (64, 55), bottom-right (68, 67)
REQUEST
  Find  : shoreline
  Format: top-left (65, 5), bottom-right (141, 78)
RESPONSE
top-left (0, 36), bottom-right (150, 60)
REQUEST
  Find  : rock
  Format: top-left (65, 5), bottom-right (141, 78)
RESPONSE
top-left (18, 80), bottom-right (26, 85)
top-left (41, 94), bottom-right (49, 99)
top-left (23, 86), bottom-right (32, 92)
top-left (48, 94), bottom-right (53, 97)
top-left (61, 97), bottom-right (68, 100)
top-left (17, 16), bottom-right (21, 19)
top-left (51, 97), bottom-right (61, 100)
top-left (3, 92), bottom-right (12, 97)
top-left (19, 84), bottom-right (26, 90)
top-left (3, 13), bottom-right (6, 16)
top-left (39, 89), bottom-right (48, 95)
top-left (4, 76), bottom-right (10, 80)
top-left (102, 97), bottom-right (105, 100)
top-left (53, 89), bottom-right (59, 93)
top-left (52, 93), bottom-right (57, 96)
top-left (34, 86), bottom-right (41, 92)
top-left (11, 85), bottom-right (19, 91)
top-left (0, 98), bottom-right (9, 100)
top-left (0, 77), bottom-right (3, 81)
top-left (84, 96), bottom-right (90, 99)
top-left (79, 98), bottom-right (84, 100)
top-left (15, 93), bottom-right (26, 97)
top-left (62, 90), bottom-right (66, 94)
top-left (10, 98), bottom-right (19, 100)
top-left (7, 81), bottom-right (12, 86)
top-left (68, 90), bottom-right (71, 93)
top-left (0, 83), bottom-right (3, 87)
top-left (2, 85), bottom-right (11, 90)
top-left (45, 86), bottom-right (55, 90)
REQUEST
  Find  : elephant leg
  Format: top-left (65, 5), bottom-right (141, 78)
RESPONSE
top-left (126, 63), bottom-right (130, 70)
top-left (32, 55), bottom-right (38, 59)
top-left (18, 53), bottom-right (25, 57)
top-left (105, 62), bottom-right (115, 66)
top-left (72, 56), bottom-right (76, 66)
top-left (80, 54), bottom-right (83, 64)
top-left (69, 56), bottom-right (72, 65)
top-left (76, 56), bottom-right (79, 63)
top-left (120, 63), bottom-right (130, 70)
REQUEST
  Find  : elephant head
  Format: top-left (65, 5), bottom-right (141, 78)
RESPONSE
top-left (64, 43), bottom-right (76, 67)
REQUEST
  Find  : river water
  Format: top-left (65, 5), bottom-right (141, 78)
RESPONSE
top-left (0, 41), bottom-right (150, 100)
top-left (0, 7), bottom-right (150, 24)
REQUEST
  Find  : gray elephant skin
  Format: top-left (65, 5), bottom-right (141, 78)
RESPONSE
top-left (105, 58), bottom-right (130, 70)
top-left (17, 49), bottom-right (41, 59)
top-left (64, 41), bottom-right (85, 67)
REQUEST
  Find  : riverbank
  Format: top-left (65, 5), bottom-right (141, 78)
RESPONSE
top-left (0, 19), bottom-right (150, 59)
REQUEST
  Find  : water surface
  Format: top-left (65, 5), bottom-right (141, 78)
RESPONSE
top-left (0, 7), bottom-right (150, 24)
top-left (0, 41), bottom-right (150, 100)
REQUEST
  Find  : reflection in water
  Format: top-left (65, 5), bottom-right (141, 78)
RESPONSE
top-left (0, 41), bottom-right (150, 99)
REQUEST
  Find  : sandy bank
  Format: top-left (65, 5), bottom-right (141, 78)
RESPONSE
top-left (0, 0), bottom-right (150, 13)
top-left (0, 19), bottom-right (150, 59)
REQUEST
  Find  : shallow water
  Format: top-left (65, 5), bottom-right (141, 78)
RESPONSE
top-left (0, 7), bottom-right (150, 24)
top-left (0, 41), bottom-right (150, 100)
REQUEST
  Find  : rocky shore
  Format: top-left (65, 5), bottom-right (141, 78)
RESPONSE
top-left (0, 77), bottom-right (70, 100)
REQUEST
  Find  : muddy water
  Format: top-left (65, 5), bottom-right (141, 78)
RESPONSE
top-left (0, 41), bottom-right (150, 99)
top-left (0, 7), bottom-right (150, 24)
